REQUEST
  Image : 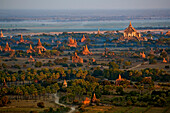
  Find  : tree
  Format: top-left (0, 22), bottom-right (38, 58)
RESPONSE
top-left (108, 61), bottom-right (119, 69)
top-left (116, 86), bottom-right (123, 95)
top-left (1, 96), bottom-right (8, 105)
top-left (137, 85), bottom-right (144, 95)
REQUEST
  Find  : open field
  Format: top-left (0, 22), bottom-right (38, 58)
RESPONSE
top-left (0, 99), bottom-right (58, 113)
top-left (84, 106), bottom-right (170, 113)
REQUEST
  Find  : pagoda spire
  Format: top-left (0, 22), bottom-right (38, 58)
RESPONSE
top-left (74, 51), bottom-right (77, 56)
top-left (6, 42), bottom-right (9, 48)
top-left (20, 34), bottom-right (23, 40)
top-left (29, 44), bottom-right (33, 50)
top-left (119, 74), bottom-right (121, 80)
top-left (97, 28), bottom-right (100, 34)
top-left (37, 39), bottom-right (42, 46)
top-left (129, 21), bottom-right (132, 27)
top-left (0, 30), bottom-right (4, 37)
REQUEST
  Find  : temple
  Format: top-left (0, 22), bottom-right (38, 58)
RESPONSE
top-left (0, 46), bottom-right (2, 51)
top-left (27, 44), bottom-right (36, 53)
top-left (0, 30), bottom-right (4, 38)
top-left (2, 79), bottom-right (7, 87)
top-left (72, 52), bottom-right (83, 63)
top-left (34, 39), bottom-right (46, 52)
top-left (165, 31), bottom-right (170, 36)
top-left (92, 58), bottom-right (96, 62)
top-left (28, 55), bottom-right (35, 62)
top-left (3, 42), bottom-right (15, 52)
top-left (81, 35), bottom-right (86, 42)
top-left (124, 21), bottom-right (141, 37)
top-left (140, 52), bottom-right (146, 58)
top-left (82, 97), bottom-right (90, 105)
top-left (67, 37), bottom-right (77, 47)
top-left (162, 49), bottom-right (167, 55)
top-left (82, 45), bottom-right (92, 55)
top-left (92, 93), bottom-right (97, 103)
top-left (16, 34), bottom-right (24, 44)
top-left (119, 21), bottom-right (147, 41)
top-left (16, 34), bottom-right (30, 44)
top-left (149, 48), bottom-right (154, 55)
top-left (97, 28), bottom-right (100, 35)
top-left (163, 58), bottom-right (167, 63)
top-left (63, 80), bottom-right (67, 87)
top-left (102, 48), bottom-right (114, 57)
top-left (115, 74), bottom-right (125, 86)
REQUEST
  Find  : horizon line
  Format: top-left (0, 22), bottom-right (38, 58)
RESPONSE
top-left (0, 8), bottom-right (170, 11)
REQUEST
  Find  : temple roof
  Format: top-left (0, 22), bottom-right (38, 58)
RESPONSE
top-left (124, 21), bottom-right (137, 33)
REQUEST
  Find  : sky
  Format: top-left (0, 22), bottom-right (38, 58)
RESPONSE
top-left (0, 0), bottom-right (170, 10)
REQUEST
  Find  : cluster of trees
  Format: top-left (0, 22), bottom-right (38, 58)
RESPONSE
top-left (101, 90), bottom-right (169, 107)
top-left (0, 96), bottom-right (10, 107)
top-left (1, 82), bottom-right (59, 100)
top-left (0, 66), bottom-right (169, 90)
top-left (92, 67), bottom-right (169, 82)
top-left (59, 76), bottom-right (169, 107)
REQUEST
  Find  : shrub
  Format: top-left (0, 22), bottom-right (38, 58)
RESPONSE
top-left (77, 63), bottom-right (83, 67)
top-left (37, 102), bottom-right (45, 108)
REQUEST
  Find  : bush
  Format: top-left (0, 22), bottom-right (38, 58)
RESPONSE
top-left (35, 62), bottom-right (42, 67)
top-left (70, 63), bottom-right (76, 67)
top-left (1, 96), bottom-right (8, 106)
top-left (30, 111), bottom-right (38, 113)
top-left (77, 63), bottom-right (83, 67)
top-left (62, 63), bottom-right (68, 67)
top-left (37, 102), bottom-right (45, 108)
top-left (73, 100), bottom-right (79, 105)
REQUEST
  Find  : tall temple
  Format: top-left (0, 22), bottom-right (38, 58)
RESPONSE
top-left (82, 45), bottom-right (92, 55)
top-left (16, 34), bottom-right (30, 44)
top-left (34, 39), bottom-right (46, 52)
top-left (0, 30), bottom-right (4, 38)
top-left (81, 35), bottom-right (86, 42)
top-left (92, 93), bottom-right (97, 103)
top-left (63, 80), bottom-right (67, 87)
top-left (67, 37), bottom-right (77, 47)
top-left (97, 28), bottom-right (100, 35)
top-left (140, 52), bottom-right (146, 58)
top-left (163, 58), bottom-right (167, 63)
top-left (115, 74), bottom-right (125, 86)
top-left (19, 34), bottom-right (24, 42)
top-left (82, 97), bottom-right (90, 105)
top-left (3, 42), bottom-right (14, 52)
top-left (27, 44), bottom-right (36, 53)
top-left (72, 52), bottom-right (83, 63)
top-left (149, 48), bottom-right (154, 55)
top-left (28, 55), bottom-right (35, 62)
top-left (119, 21), bottom-right (146, 41)
top-left (124, 21), bottom-right (141, 37)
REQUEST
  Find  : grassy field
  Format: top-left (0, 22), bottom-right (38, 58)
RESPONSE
top-left (0, 99), bottom-right (58, 113)
top-left (84, 106), bottom-right (170, 113)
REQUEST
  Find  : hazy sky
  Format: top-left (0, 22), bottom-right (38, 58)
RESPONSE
top-left (1, 0), bottom-right (170, 10)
